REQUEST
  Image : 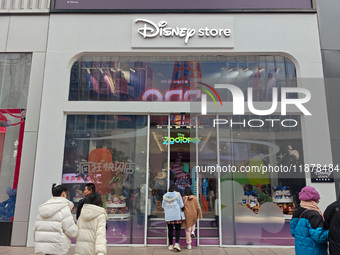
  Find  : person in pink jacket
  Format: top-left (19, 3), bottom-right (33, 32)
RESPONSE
top-left (182, 186), bottom-right (202, 250)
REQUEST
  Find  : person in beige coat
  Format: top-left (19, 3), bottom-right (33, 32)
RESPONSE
top-left (74, 193), bottom-right (108, 255)
top-left (182, 187), bottom-right (202, 250)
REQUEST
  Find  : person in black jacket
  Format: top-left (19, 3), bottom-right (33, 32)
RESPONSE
top-left (76, 183), bottom-right (102, 220)
top-left (324, 196), bottom-right (340, 255)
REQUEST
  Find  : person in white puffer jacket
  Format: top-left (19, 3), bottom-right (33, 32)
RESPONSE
top-left (33, 184), bottom-right (78, 255)
top-left (75, 192), bottom-right (108, 255)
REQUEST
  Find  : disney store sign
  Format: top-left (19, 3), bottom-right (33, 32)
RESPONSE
top-left (131, 17), bottom-right (234, 48)
top-left (135, 19), bottom-right (231, 44)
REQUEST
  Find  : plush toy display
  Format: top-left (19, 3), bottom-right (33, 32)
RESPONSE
top-left (272, 186), bottom-right (283, 199)
top-left (282, 186), bottom-right (291, 198)
top-left (154, 172), bottom-right (167, 190)
top-left (272, 185), bottom-right (295, 215)
top-left (0, 187), bottom-right (17, 221)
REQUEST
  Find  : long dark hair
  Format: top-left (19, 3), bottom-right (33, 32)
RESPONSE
top-left (84, 193), bottom-right (103, 207)
top-left (169, 184), bottom-right (178, 192)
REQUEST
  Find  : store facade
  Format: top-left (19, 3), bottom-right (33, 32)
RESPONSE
top-left (0, 10), bottom-right (49, 246)
top-left (26, 12), bottom-right (336, 247)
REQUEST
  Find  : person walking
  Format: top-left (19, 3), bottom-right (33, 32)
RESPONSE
top-left (324, 196), bottom-right (340, 254)
top-left (182, 186), bottom-right (202, 250)
top-left (162, 184), bottom-right (184, 251)
top-left (33, 183), bottom-right (78, 255)
top-left (290, 186), bottom-right (328, 255)
top-left (76, 183), bottom-right (102, 220)
top-left (74, 192), bottom-right (107, 255)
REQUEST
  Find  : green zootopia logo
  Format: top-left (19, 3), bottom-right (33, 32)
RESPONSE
top-left (163, 133), bottom-right (200, 145)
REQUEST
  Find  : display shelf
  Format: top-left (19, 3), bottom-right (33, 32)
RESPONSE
top-left (284, 214), bottom-right (293, 220)
top-left (107, 213), bottom-right (130, 219)
top-left (106, 203), bottom-right (126, 208)
top-left (272, 198), bottom-right (293, 203)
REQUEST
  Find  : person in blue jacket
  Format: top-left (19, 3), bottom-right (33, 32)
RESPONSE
top-left (290, 186), bottom-right (328, 255)
top-left (162, 184), bottom-right (184, 252)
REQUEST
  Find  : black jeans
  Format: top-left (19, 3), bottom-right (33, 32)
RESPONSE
top-left (167, 223), bottom-right (181, 245)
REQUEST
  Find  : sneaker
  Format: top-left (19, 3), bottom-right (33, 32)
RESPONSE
top-left (168, 245), bottom-right (174, 251)
top-left (174, 243), bottom-right (181, 251)
top-left (191, 231), bottom-right (196, 238)
top-left (187, 245), bottom-right (192, 250)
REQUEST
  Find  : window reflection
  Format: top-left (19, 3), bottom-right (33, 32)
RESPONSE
top-left (69, 56), bottom-right (297, 102)
top-left (62, 115), bottom-right (147, 244)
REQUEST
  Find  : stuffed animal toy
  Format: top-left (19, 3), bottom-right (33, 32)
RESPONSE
top-left (154, 172), bottom-right (167, 190)
top-left (282, 186), bottom-right (291, 199)
top-left (272, 186), bottom-right (283, 199)
top-left (0, 187), bottom-right (17, 221)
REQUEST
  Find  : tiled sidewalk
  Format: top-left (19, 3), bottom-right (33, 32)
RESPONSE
top-left (0, 246), bottom-right (295, 255)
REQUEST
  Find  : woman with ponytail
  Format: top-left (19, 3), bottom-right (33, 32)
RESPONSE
top-left (33, 183), bottom-right (78, 255)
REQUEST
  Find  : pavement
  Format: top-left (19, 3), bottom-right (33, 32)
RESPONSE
top-left (0, 246), bottom-right (295, 255)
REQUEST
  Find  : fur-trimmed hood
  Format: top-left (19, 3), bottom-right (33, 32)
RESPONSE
top-left (163, 191), bottom-right (180, 202)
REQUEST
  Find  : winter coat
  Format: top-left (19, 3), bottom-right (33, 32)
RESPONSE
top-left (162, 191), bottom-right (184, 222)
top-left (290, 207), bottom-right (329, 255)
top-left (182, 195), bottom-right (202, 228)
top-left (324, 200), bottom-right (340, 255)
top-left (74, 204), bottom-right (108, 255)
top-left (33, 197), bottom-right (78, 255)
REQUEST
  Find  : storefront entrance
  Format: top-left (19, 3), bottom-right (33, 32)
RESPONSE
top-left (62, 113), bottom-right (306, 246)
top-left (147, 114), bottom-right (219, 246)
top-left (61, 55), bottom-right (309, 246)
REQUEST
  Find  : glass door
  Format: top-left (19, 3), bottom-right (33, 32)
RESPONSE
top-left (147, 115), bottom-right (170, 245)
top-left (195, 115), bottom-right (219, 246)
top-left (147, 114), bottom-right (221, 246)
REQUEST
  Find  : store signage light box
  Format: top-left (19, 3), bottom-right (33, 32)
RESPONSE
top-left (131, 17), bottom-right (235, 48)
top-left (53, 0), bottom-right (313, 11)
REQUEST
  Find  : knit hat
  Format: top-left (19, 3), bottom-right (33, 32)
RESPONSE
top-left (299, 186), bottom-right (320, 202)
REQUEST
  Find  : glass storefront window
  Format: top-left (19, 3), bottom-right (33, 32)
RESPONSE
top-left (62, 115), bottom-right (148, 244)
top-left (0, 53), bottom-right (31, 225)
top-left (0, 54), bottom-right (32, 108)
top-left (219, 115), bottom-right (305, 245)
top-left (69, 56), bottom-right (297, 102)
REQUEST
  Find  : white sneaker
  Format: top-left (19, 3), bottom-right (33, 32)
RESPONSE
top-left (191, 231), bottom-right (196, 238)
top-left (168, 245), bottom-right (174, 251)
top-left (174, 243), bottom-right (181, 251)
top-left (187, 245), bottom-right (192, 250)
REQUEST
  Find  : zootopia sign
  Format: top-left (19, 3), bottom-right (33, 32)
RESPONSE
top-left (163, 133), bottom-right (200, 145)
